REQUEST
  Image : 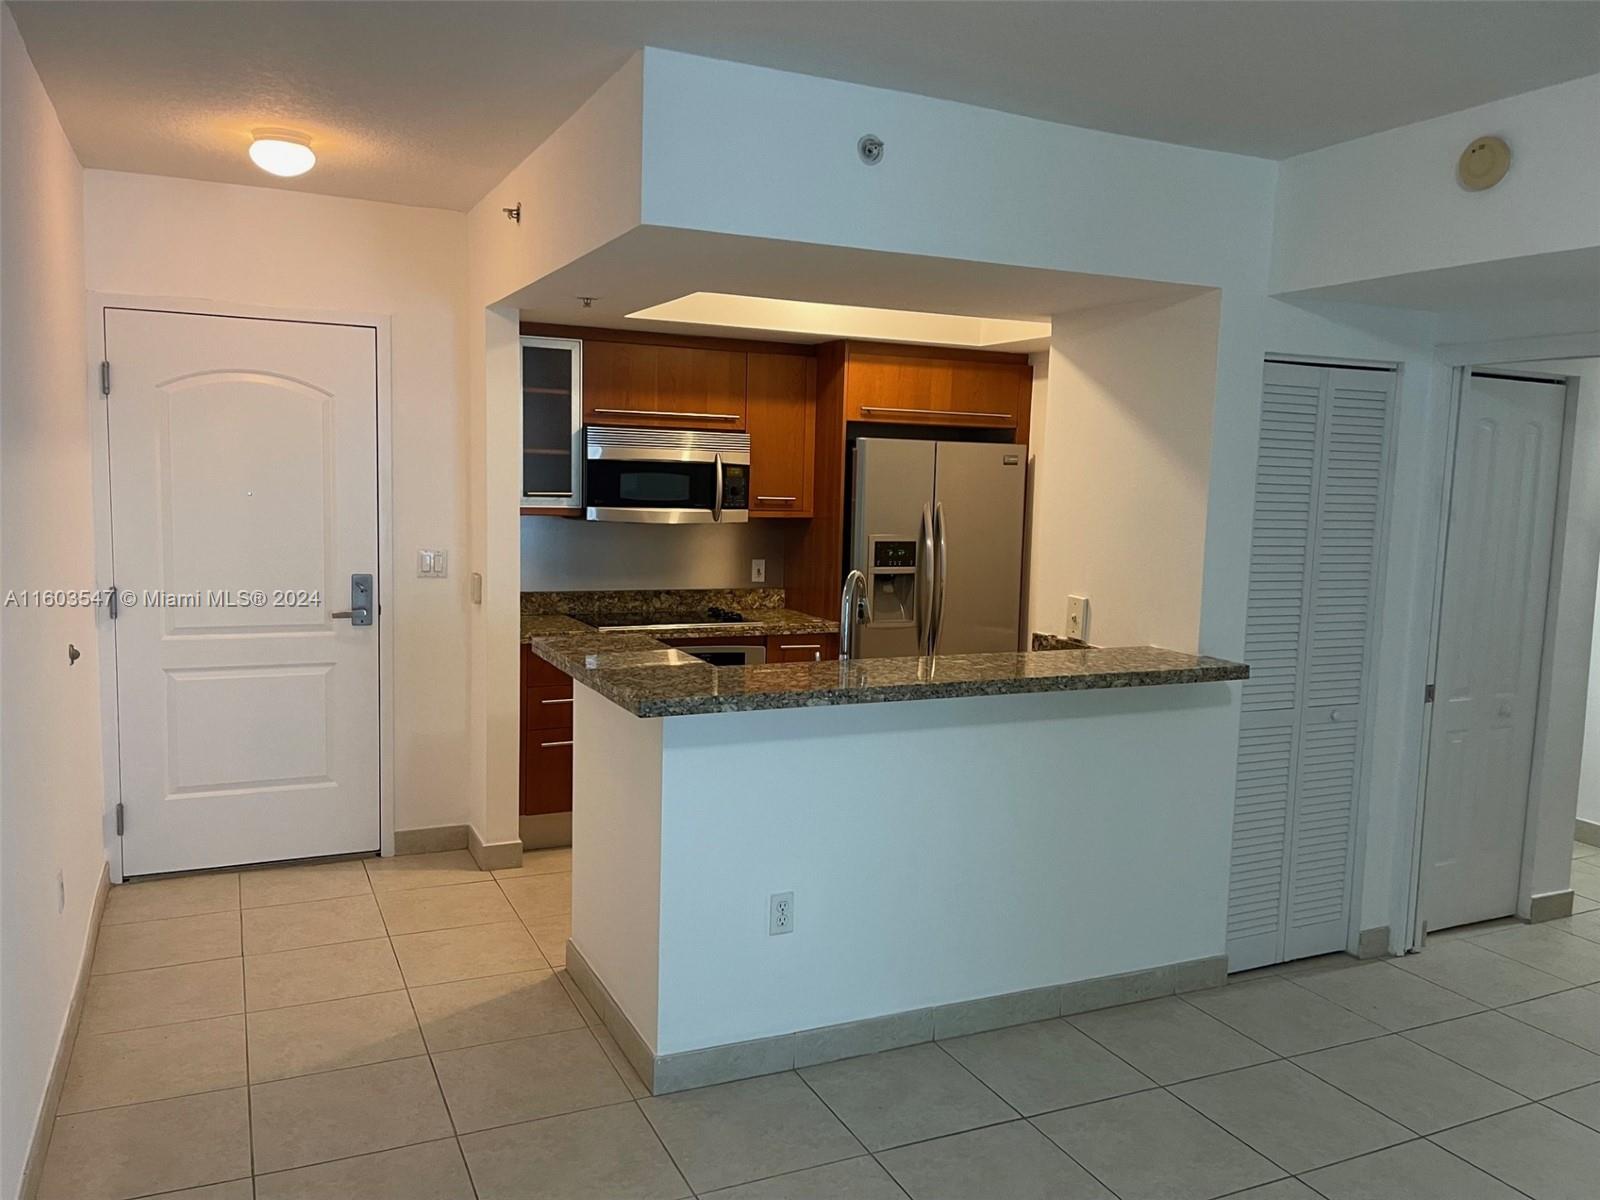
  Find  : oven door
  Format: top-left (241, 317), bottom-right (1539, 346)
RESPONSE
top-left (584, 429), bottom-right (750, 524)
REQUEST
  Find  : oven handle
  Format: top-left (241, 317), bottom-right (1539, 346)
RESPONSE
top-left (712, 452), bottom-right (724, 523)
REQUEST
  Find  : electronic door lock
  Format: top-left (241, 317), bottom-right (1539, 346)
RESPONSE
top-left (332, 574), bottom-right (374, 626)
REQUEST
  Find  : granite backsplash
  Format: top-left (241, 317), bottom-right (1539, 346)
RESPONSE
top-left (522, 587), bottom-right (789, 619)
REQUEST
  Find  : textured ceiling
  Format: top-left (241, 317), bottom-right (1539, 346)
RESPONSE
top-left (9, 1), bottom-right (1600, 211)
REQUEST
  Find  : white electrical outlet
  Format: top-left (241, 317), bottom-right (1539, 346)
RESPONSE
top-left (751, 558), bottom-right (767, 584)
top-left (769, 891), bottom-right (794, 935)
top-left (1066, 595), bottom-right (1089, 640)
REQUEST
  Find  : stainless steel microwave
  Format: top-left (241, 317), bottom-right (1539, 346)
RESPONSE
top-left (584, 426), bottom-right (750, 523)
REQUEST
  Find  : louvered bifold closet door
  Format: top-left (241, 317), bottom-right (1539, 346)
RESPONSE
top-left (1228, 364), bottom-right (1320, 970)
top-left (1283, 370), bottom-right (1391, 959)
top-left (1227, 363), bottom-right (1393, 971)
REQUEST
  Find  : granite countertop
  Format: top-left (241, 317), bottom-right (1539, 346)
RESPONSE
top-left (528, 637), bottom-right (1249, 718)
top-left (520, 606), bottom-right (836, 643)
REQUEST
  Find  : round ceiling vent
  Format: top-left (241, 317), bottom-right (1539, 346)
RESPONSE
top-left (1458, 136), bottom-right (1511, 191)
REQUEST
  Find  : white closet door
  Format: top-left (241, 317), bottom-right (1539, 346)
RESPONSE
top-left (1229, 364), bottom-right (1320, 969)
top-left (1229, 363), bottom-right (1393, 970)
top-left (1420, 374), bottom-right (1564, 931)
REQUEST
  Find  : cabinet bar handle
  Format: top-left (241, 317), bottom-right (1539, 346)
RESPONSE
top-left (779, 643), bottom-right (822, 650)
top-left (539, 697), bottom-right (573, 705)
top-left (756, 495), bottom-right (798, 503)
top-left (538, 739), bottom-right (574, 748)
top-left (592, 408), bottom-right (741, 422)
top-left (859, 405), bottom-right (1013, 421)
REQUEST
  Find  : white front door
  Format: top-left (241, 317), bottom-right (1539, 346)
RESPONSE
top-left (107, 308), bottom-right (380, 875)
top-left (1421, 373), bottom-right (1566, 932)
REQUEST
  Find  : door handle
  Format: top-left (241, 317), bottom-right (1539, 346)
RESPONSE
top-left (929, 503), bottom-right (948, 655)
top-left (917, 504), bottom-right (934, 654)
top-left (859, 405), bottom-right (1013, 422)
top-left (591, 409), bottom-right (740, 422)
top-left (333, 574), bottom-right (374, 626)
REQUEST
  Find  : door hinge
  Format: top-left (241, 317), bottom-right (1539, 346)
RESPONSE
top-left (114, 802), bottom-right (125, 835)
top-left (1424, 683), bottom-right (1436, 703)
top-left (108, 587), bottom-right (119, 620)
top-left (100, 360), bottom-right (111, 396)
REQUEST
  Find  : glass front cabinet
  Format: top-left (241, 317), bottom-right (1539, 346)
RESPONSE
top-left (520, 336), bottom-right (582, 508)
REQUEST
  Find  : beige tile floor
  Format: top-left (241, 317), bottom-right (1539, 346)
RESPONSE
top-left (36, 840), bottom-right (1600, 1199)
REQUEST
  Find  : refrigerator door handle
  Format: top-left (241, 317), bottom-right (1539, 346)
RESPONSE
top-left (917, 503), bottom-right (934, 654)
top-left (930, 501), bottom-right (948, 655)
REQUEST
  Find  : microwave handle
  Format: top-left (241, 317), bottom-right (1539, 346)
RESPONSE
top-left (712, 452), bottom-right (724, 523)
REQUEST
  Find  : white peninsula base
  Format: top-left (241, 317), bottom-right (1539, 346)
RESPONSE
top-left (565, 679), bottom-right (1241, 1093)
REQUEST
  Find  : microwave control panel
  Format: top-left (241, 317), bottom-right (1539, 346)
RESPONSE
top-left (722, 464), bottom-right (749, 510)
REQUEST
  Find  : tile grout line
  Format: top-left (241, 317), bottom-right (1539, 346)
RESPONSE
top-left (393, 940), bottom-right (483, 1200)
top-left (629, 1097), bottom-right (704, 1198)
top-left (913, 1036), bottom-right (1145, 1198)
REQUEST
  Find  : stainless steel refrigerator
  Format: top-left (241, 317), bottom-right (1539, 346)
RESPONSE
top-left (849, 437), bottom-right (1026, 657)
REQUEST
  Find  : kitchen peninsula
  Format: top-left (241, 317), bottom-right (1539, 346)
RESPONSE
top-left (533, 632), bottom-right (1249, 1094)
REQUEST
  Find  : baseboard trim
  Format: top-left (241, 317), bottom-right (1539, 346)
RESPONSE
top-left (1529, 889), bottom-right (1575, 923)
top-left (565, 941), bottom-right (1227, 1096)
top-left (467, 826), bottom-right (523, 871)
top-left (565, 940), bottom-right (655, 1091)
top-left (20, 861), bottom-right (111, 1200)
top-left (1577, 818), bottom-right (1600, 849)
top-left (394, 824), bottom-right (468, 855)
top-left (520, 813), bottom-right (572, 850)
top-left (1356, 926), bottom-right (1391, 959)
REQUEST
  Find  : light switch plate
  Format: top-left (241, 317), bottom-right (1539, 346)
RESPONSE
top-left (751, 558), bottom-right (767, 584)
top-left (418, 550), bottom-right (448, 578)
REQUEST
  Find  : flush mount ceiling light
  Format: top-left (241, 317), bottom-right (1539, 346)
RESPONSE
top-left (248, 128), bottom-right (316, 177)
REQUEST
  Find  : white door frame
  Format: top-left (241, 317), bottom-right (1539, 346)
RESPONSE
top-left (1405, 341), bottom-right (1597, 947)
top-left (87, 294), bottom-right (397, 881)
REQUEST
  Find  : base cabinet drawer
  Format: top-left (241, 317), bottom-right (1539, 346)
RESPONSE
top-left (525, 685), bottom-right (574, 732)
top-left (767, 633), bottom-right (839, 662)
top-left (521, 731), bottom-right (573, 817)
top-left (521, 645), bottom-right (574, 816)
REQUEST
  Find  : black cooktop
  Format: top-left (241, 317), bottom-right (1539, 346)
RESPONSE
top-left (579, 606), bottom-right (749, 630)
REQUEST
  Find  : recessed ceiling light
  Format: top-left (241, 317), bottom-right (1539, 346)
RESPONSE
top-left (249, 128), bottom-right (316, 177)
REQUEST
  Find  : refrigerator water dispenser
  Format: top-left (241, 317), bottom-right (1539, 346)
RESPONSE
top-left (867, 537), bottom-right (918, 627)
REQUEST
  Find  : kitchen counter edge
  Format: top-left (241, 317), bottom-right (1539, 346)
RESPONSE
top-left (527, 638), bottom-right (1249, 718)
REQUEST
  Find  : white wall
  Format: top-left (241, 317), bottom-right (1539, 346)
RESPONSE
top-left (81, 170), bottom-right (471, 837)
top-left (1272, 75), bottom-right (1600, 295)
top-left (648, 684), bottom-right (1238, 1054)
top-left (639, 49), bottom-right (1276, 291)
top-left (0, 11), bottom-right (105, 1195)
top-left (571, 688), bottom-right (662, 1047)
top-left (1034, 291), bottom-right (1221, 651)
top-left (464, 57), bottom-right (649, 850)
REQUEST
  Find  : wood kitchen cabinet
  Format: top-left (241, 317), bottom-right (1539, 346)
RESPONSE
top-left (746, 352), bottom-right (817, 517)
top-left (521, 646), bottom-right (573, 818)
top-left (843, 345), bottom-right (1031, 436)
top-left (582, 341), bottom-right (747, 430)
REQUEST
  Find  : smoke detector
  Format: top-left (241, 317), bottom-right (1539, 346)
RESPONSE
top-left (1458, 136), bottom-right (1511, 191)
